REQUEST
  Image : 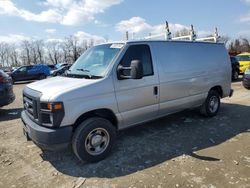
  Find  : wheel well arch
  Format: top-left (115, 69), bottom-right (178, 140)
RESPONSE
top-left (72, 109), bottom-right (118, 131)
top-left (210, 85), bottom-right (223, 97)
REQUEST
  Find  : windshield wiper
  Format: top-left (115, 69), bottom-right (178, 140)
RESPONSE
top-left (76, 68), bottom-right (90, 72)
top-left (65, 69), bottom-right (103, 79)
top-left (76, 68), bottom-right (93, 78)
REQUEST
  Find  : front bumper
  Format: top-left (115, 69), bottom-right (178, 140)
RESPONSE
top-left (21, 111), bottom-right (72, 150)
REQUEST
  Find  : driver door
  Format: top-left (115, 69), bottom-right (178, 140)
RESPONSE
top-left (114, 44), bottom-right (160, 128)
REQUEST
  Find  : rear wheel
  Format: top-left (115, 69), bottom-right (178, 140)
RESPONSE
top-left (72, 117), bottom-right (116, 162)
top-left (200, 90), bottom-right (221, 117)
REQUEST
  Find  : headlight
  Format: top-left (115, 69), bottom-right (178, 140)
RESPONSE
top-left (245, 68), bottom-right (250, 75)
top-left (40, 102), bottom-right (65, 127)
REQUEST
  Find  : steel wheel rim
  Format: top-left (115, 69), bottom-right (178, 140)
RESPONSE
top-left (209, 96), bottom-right (219, 113)
top-left (85, 128), bottom-right (110, 156)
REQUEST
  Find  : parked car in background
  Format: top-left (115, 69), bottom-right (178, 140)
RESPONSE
top-left (11, 67), bottom-right (19, 72)
top-left (1, 67), bottom-right (12, 74)
top-left (236, 53), bottom-right (250, 74)
top-left (243, 67), bottom-right (250, 89)
top-left (230, 56), bottom-right (240, 81)
top-left (50, 63), bottom-right (69, 75)
top-left (52, 65), bottom-right (71, 76)
top-left (0, 69), bottom-right (15, 107)
top-left (47, 65), bottom-right (57, 71)
top-left (10, 64), bottom-right (50, 84)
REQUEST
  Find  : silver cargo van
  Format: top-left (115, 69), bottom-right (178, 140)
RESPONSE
top-left (21, 40), bottom-right (233, 162)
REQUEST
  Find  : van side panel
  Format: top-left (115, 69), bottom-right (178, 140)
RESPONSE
top-left (150, 41), bottom-right (231, 115)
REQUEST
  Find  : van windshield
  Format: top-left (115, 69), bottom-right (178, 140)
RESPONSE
top-left (67, 44), bottom-right (123, 79)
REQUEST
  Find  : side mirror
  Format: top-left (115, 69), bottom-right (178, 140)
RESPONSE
top-left (130, 60), bottom-right (143, 79)
top-left (117, 60), bottom-right (143, 80)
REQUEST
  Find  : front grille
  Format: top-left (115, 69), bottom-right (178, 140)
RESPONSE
top-left (23, 88), bottom-right (41, 123)
top-left (23, 94), bottom-right (38, 120)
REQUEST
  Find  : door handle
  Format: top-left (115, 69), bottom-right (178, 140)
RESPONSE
top-left (154, 86), bottom-right (158, 95)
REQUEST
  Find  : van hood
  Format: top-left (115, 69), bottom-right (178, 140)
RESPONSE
top-left (27, 76), bottom-right (97, 101)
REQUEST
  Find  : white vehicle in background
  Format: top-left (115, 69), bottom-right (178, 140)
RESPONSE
top-left (21, 23), bottom-right (233, 162)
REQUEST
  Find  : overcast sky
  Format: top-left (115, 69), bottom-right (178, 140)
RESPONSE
top-left (0, 0), bottom-right (250, 43)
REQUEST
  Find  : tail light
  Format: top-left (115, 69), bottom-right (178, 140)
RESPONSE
top-left (0, 75), bottom-right (7, 83)
top-left (0, 75), bottom-right (4, 83)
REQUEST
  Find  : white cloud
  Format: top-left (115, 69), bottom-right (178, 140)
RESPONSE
top-left (74, 31), bottom-right (106, 44)
top-left (116, 17), bottom-right (151, 33)
top-left (0, 0), bottom-right (19, 15)
top-left (0, 31), bottom-right (105, 45)
top-left (115, 17), bottom-right (215, 40)
top-left (45, 29), bottom-right (57, 34)
top-left (45, 31), bottom-right (106, 45)
top-left (240, 1), bottom-right (250, 23)
top-left (61, 0), bottom-right (123, 26)
top-left (44, 0), bottom-right (74, 8)
top-left (45, 38), bottom-right (64, 43)
top-left (238, 29), bottom-right (250, 37)
top-left (242, 0), bottom-right (250, 4)
top-left (0, 0), bottom-right (62, 23)
top-left (20, 9), bottom-right (62, 23)
top-left (0, 34), bottom-right (30, 43)
top-left (240, 12), bottom-right (250, 22)
top-left (116, 17), bottom-right (189, 36)
top-left (0, 0), bottom-right (123, 26)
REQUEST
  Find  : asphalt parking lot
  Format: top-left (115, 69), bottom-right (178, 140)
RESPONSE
top-left (0, 80), bottom-right (250, 188)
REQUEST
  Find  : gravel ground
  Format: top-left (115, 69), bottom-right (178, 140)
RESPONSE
top-left (0, 80), bottom-right (250, 188)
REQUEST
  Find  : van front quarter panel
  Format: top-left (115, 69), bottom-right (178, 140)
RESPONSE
top-left (56, 76), bottom-right (122, 127)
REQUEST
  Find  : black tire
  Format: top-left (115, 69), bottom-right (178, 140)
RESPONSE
top-left (200, 90), bottom-right (221, 117)
top-left (232, 70), bottom-right (239, 81)
top-left (72, 117), bottom-right (116, 162)
top-left (243, 82), bottom-right (250, 90)
top-left (39, 74), bottom-right (46, 80)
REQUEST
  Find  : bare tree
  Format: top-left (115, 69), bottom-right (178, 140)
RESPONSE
top-left (46, 42), bottom-right (63, 65)
top-left (35, 40), bottom-right (44, 64)
top-left (9, 44), bottom-right (19, 66)
top-left (228, 38), bottom-right (250, 55)
top-left (0, 43), bottom-right (8, 67)
top-left (174, 28), bottom-right (190, 37)
top-left (65, 36), bottom-right (81, 63)
top-left (21, 40), bottom-right (32, 65)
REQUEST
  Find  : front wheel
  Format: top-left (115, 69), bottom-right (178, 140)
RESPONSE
top-left (200, 90), bottom-right (221, 117)
top-left (72, 117), bottom-right (116, 162)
